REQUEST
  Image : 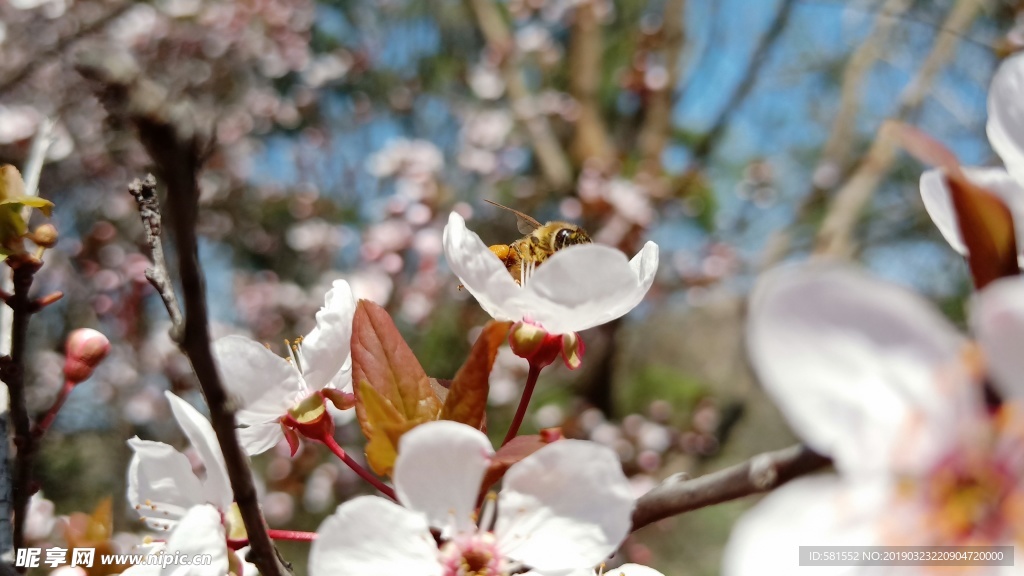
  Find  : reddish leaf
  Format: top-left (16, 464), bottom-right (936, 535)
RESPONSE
top-left (440, 321), bottom-right (511, 430)
top-left (352, 300), bottom-right (441, 442)
top-left (480, 434), bottom-right (554, 494)
top-left (947, 172), bottom-right (1019, 289)
top-left (887, 121), bottom-right (961, 172)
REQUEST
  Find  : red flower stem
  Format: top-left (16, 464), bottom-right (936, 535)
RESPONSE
top-left (266, 529), bottom-right (317, 542)
top-left (322, 435), bottom-right (397, 501)
top-left (32, 379), bottom-right (75, 436)
top-left (502, 363), bottom-right (542, 447)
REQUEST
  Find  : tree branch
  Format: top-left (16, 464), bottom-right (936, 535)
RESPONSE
top-left (465, 0), bottom-right (574, 191)
top-left (75, 52), bottom-right (288, 576)
top-left (0, 3), bottom-right (133, 98)
top-left (568, 0), bottom-right (614, 165)
top-left (758, 0), bottom-right (914, 268)
top-left (814, 0), bottom-right (987, 258)
top-left (631, 444), bottom-right (830, 532)
top-left (690, 0), bottom-right (796, 163)
top-left (637, 0), bottom-right (686, 168)
top-left (2, 260), bottom-right (42, 569)
top-left (128, 174), bottom-right (184, 334)
top-left (0, 119), bottom-right (56, 559)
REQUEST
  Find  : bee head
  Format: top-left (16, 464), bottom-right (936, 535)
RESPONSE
top-left (551, 225), bottom-right (591, 251)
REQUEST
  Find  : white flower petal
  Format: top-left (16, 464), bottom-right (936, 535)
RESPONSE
top-left (523, 242), bottom-right (658, 334)
top-left (748, 264), bottom-right (968, 476)
top-left (237, 548), bottom-right (259, 576)
top-left (309, 496), bottom-right (441, 576)
top-left (920, 167), bottom-right (1024, 263)
top-left (723, 476), bottom-right (889, 576)
top-left (165, 393), bottom-right (233, 511)
top-left (238, 422), bottom-right (285, 456)
top-left (394, 421), bottom-right (494, 537)
top-left (495, 440), bottom-right (633, 573)
top-left (920, 169), bottom-right (967, 255)
top-left (162, 505), bottom-right (229, 576)
top-left (973, 276), bottom-right (1024, 397)
top-left (127, 438), bottom-right (204, 529)
top-left (213, 335), bottom-right (301, 423)
top-left (988, 52), bottom-right (1024, 187)
top-left (443, 212), bottom-right (522, 322)
top-left (443, 212), bottom-right (660, 334)
top-left (299, 280), bottom-right (356, 391)
top-left (325, 362), bottom-right (353, 393)
top-left (629, 241), bottom-right (659, 289)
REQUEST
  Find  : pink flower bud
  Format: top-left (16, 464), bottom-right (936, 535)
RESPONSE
top-left (508, 321), bottom-right (585, 370)
top-left (64, 328), bottom-right (111, 384)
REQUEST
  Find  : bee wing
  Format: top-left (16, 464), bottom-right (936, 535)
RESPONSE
top-left (484, 200), bottom-right (541, 234)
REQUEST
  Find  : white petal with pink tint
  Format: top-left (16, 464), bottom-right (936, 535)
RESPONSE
top-left (723, 476), bottom-right (890, 576)
top-left (161, 505), bottom-right (229, 576)
top-left (394, 420), bottom-right (494, 538)
top-left (988, 52), bottom-right (1024, 187)
top-left (214, 336), bottom-right (299, 423)
top-left (293, 279), bottom-right (355, 391)
top-left (237, 422), bottom-right (284, 455)
top-left (747, 264), bottom-right (968, 476)
top-left (309, 496), bottom-right (441, 576)
top-left (165, 393), bottom-right (232, 511)
top-left (495, 440), bottom-right (633, 573)
top-left (920, 167), bottom-right (1024, 265)
top-left (126, 438), bottom-right (204, 530)
top-left (973, 276), bottom-right (1024, 397)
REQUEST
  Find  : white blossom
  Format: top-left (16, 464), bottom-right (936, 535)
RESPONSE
top-left (309, 421), bottom-right (634, 576)
top-left (725, 264), bottom-right (1024, 574)
top-left (213, 280), bottom-right (355, 454)
top-left (442, 212), bottom-right (658, 335)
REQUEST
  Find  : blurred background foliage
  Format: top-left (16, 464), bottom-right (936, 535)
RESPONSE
top-left (2, 0), bottom-right (1022, 573)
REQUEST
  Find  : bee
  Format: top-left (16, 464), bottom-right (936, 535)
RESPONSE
top-left (484, 200), bottom-right (592, 284)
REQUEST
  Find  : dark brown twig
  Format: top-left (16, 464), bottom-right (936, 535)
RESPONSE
top-left (76, 52), bottom-right (288, 576)
top-left (630, 444), bottom-right (830, 532)
top-left (2, 260), bottom-right (43, 567)
top-left (128, 174), bottom-right (184, 333)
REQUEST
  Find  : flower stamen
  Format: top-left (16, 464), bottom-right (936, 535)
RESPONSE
top-left (478, 492), bottom-right (497, 533)
top-left (284, 338), bottom-right (304, 373)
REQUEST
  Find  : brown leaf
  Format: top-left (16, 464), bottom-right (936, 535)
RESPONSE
top-left (887, 121), bottom-right (961, 173)
top-left (352, 300), bottom-right (441, 442)
top-left (480, 434), bottom-right (553, 494)
top-left (947, 172), bottom-right (1020, 289)
top-left (439, 321), bottom-right (511, 430)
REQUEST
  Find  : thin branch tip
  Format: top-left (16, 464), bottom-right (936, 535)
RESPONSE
top-left (630, 444), bottom-right (830, 532)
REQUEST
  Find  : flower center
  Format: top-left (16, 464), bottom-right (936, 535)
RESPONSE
top-left (917, 450), bottom-right (1015, 542)
top-left (438, 532), bottom-right (506, 576)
